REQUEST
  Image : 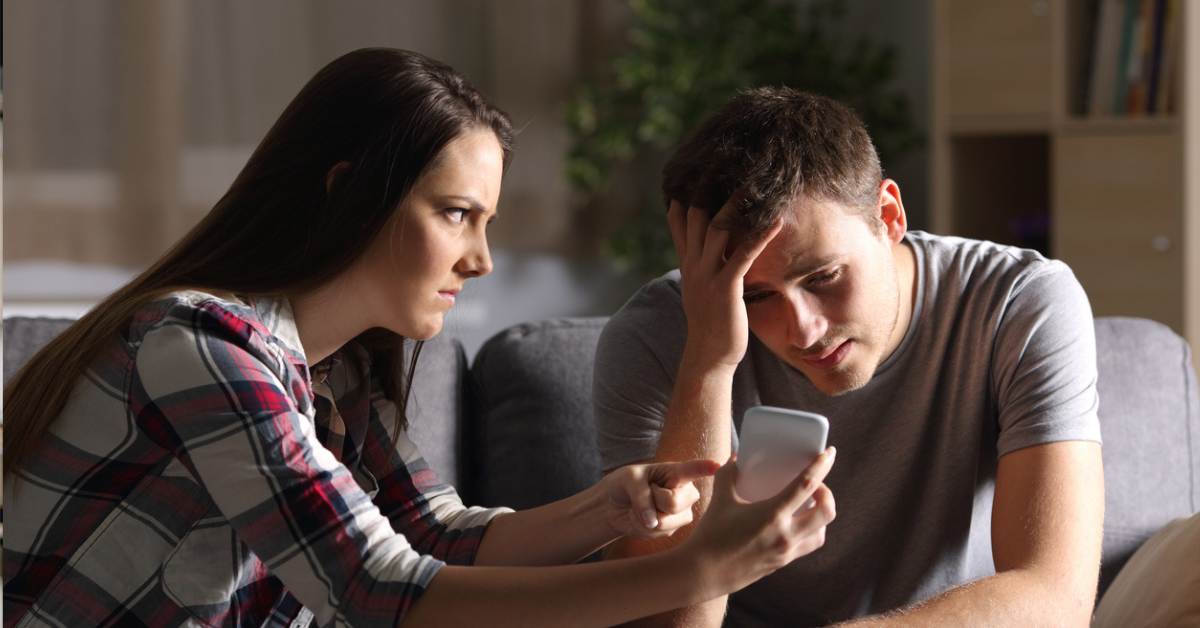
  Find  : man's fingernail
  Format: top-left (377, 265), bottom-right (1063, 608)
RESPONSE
top-left (642, 510), bottom-right (659, 528)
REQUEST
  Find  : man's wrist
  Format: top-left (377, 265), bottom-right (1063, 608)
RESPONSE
top-left (677, 347), bottom-right (739, 384)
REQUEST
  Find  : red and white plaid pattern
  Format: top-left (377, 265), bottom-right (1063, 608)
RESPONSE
top-left (4, 292), bottom-right (507, 628)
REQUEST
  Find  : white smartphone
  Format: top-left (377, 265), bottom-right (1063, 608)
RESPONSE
top-left (735, 406), bottom-right (829, 504)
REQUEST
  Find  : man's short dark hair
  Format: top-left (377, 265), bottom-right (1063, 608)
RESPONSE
top-left (662, 88), bottom-right (883, 238)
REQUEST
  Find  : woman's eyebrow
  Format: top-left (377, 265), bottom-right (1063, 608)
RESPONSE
top-left (445, 195), bottom-right (486, 213)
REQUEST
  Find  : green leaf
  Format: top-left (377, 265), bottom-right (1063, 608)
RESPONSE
top-left (563, 0), bottom-right (919, 278)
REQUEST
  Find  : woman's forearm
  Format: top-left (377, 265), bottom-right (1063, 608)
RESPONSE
top-left (403, 546), bottom-right (712, 628)
top-left (473, 483), bottom-right (618, 566)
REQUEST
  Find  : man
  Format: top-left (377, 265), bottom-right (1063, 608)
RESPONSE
top-left (593, 88), bottom-right (1104, 627)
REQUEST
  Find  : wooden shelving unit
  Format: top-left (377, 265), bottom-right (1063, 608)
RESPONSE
top-left (931, 0), bottom-right (1199, 352)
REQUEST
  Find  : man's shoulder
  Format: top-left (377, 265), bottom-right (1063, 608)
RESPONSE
top-left (911, 230), bottom-right (1046, 265)
top-left (607, 270), bottom-right (685, 324)
top-left (598, 270), bottom-right (688, 356)
top-left (911, 231), bottom-right (1074, 292)
top-left (635, 269), bottom-right (684, 300)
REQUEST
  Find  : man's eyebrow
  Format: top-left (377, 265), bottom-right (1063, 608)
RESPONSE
top-left (743, 254), bottom-right (843, 292)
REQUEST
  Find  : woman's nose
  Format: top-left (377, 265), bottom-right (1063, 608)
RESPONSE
top-left (459, 233), bottom-right (493, 278)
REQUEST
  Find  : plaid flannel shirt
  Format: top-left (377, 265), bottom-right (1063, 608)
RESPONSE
top-left (3, 291), bottom-right (509, 628)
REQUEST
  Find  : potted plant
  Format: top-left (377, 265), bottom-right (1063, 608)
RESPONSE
top-left (565, 0), bottom-right (920, 277)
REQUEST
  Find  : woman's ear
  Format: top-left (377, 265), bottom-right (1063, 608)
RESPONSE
top-left (326, 161), bottom-right (352, 194)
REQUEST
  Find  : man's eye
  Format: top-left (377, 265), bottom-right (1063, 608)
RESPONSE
top-left (446, 208), bottom-right (469, 223)
top-left (809, 269), bottom-right (840, 286)
top-left (743, 291), bottom-right (771, 305)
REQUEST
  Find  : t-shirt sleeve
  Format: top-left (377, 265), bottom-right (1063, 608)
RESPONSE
top-left (593, 273), bottom-right (690, 472)
top-left (991, 260), bottom-right (1103, 456)
top-left (131, 302), bottom-right (444, 627)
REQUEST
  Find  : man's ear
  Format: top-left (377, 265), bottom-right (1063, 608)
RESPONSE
top-left (326, 161), bottom-right (352, 194)
top-left (877, 179), bottom-right (907, 244)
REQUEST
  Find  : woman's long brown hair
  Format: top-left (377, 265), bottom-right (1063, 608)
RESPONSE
top-left (4, 48), bottom-right (514, 476)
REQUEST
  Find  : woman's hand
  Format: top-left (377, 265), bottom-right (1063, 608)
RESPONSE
top-left (599, 459), bottom-right (721, 540)
top-left (667, 199), bottom-right (783, 373)
top-left (681, 448), bottom-right (837, 598)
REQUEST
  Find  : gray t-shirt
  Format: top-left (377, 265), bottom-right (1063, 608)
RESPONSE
top-left (593, 231), bottom-right (1101, 627)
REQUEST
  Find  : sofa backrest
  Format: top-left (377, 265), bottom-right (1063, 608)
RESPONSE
top-left (404, 334), bottom-right (471, 491)
top-left (1093, 316), bottom-right (1200, 594)
top-left (2, 317), bottom-right (77, 386)
top-left (465, 317), bottom-right (607, 509)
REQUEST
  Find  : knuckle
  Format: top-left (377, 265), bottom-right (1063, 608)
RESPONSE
top-left (823, 500), bottom-right (837, 523)
top-left (816, 488), bottom-right (836, 521)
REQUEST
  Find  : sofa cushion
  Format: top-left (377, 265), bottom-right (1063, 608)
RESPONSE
top-left (1093, 317), bottom-right (1200, 596)
top-left (467, 317), bottom-right (607, 510)
top-left (1091, 512), bottom-right (1200, 627)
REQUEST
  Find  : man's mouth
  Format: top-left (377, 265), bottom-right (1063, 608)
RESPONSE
top-left (801, 340), bottom-right (851, 370)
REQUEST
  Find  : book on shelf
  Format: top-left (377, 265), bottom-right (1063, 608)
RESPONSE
top-left (1155, 0), bottom-right (1181, 114)
top-left (1109, 0), bottom-right (1142, 115)
top-left (1085, 0), bottom-right (1127, 116)
top-left (1143, 0), bottom-right (1168, 113)
top-left (1081, 0), bottom-right (1178, 118)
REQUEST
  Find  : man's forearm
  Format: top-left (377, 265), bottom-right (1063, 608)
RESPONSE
top-left (833, 566), bottom-right (1094, 628)
top-left (655, 356), bottom-right (737, 468)
top-left (604, 533), bottom-right (729, 628)
top-left (836, 442), bottom-right (1103, 628)
top-left (602, 359), bottom-right (738, 628)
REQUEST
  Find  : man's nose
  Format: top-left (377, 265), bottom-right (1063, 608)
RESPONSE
top-left (784, 293), bottom-right (827, 349)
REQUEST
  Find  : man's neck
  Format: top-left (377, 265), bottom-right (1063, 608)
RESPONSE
top-left (883, 239), bottom-right (917, 360)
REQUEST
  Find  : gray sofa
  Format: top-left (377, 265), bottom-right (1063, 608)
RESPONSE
top-left (4, 315), bottom-right (1198, 603)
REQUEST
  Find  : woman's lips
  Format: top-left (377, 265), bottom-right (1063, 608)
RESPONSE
top-left (438, 291), bottom-right (457, 306)
top-left (803, 340), bottom-right (851, 370)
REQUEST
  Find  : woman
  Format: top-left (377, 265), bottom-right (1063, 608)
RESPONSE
top-left (3, 48), bottom-right (836, 628)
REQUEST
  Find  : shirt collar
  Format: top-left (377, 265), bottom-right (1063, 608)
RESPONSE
top-left (247, 296), bottom-right (304, 358)
top-left (247, 295), bottom-right (343, 383)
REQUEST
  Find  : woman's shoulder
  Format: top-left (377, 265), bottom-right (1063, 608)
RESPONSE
top-left (133, 290), bottom-right (257, 341)
top-left (130, 290), bottom-right (306, 372)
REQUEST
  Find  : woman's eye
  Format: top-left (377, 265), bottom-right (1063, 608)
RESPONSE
top-left (445, 208), bottom-right (469, 223)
